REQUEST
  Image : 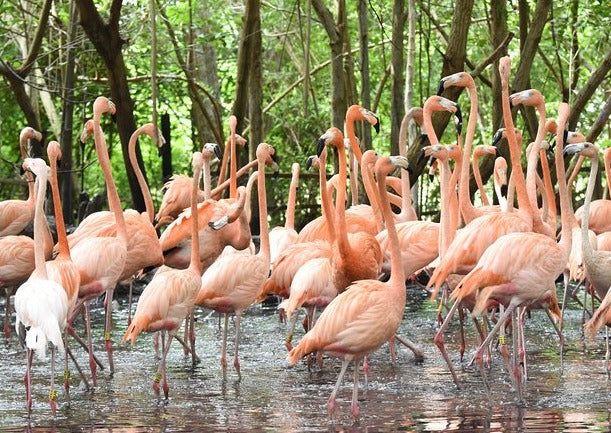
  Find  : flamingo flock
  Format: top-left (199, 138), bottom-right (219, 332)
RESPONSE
top-left (1, 55), bottom-right (610, 420)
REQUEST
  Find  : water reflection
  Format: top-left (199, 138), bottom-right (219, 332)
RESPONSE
top-left (0, 288), bottom-right (610, 433)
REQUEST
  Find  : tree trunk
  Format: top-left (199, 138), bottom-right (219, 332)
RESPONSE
top-left (248, 0), bottom-right (263, 160)
top-left (390, 0), bottom-right (405, 156)
top-left (76, 0), bottom-right (147, 211)
top-left (357, 0), bottom-right (372, 151)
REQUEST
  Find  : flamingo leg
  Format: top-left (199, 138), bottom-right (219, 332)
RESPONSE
top-left (162, 334), bottom-right (173, 398)
top-left (545, 308), bottom-right (564, 373)
top-left (182, 315), bottom-right (190, 356)
top-left (518, 307), bottom-right (528, 382)
top-left (433, 298), bottom-right (461, 388)
top-left (458, 306), bottom-right (466, 361)
top-left (511, 309), bottom-right (523, 402)
top-left (351, 360), bottom-right (360, 419)
top-left (389, 335), bottom-right (397, 363)
top-left (63, 331), bottom-right (70, 402)
top-left (104, 287), bottom-right (115, 375)
top-left (362, 357), bottom-right (369, 389)
top-left (498, 305), bottom-right (512, 375)
top-left (3, 287), bottom-right (12, 339)
top-left (394, 334), bottom-right (425, 362)
top-left (233, 313), bottom-right (242, 380)
top-left (84, 302), bottom-right (97, 386)
top-left (152, 331), bottom-right (160, 359)
top-left (153, 331), bottom-right (165, 396)
top-left (25, 348), bottom-right (33, 415)
top-left (67, 325), bottom-right (105, 369)
top-left (189, 312), bottom-right (198, 366)
top-left (606, 327), bottom-right (610, 379)
top-left (327, 360), bottom-right (350, 418)
top-left (221, 313), bottom-right (228, 374)
top-left (50, 347), bottom-right (57, 416)
top-left (66, 344), bottom-right (90, 391)
top-left (127, 279), bottom-right (133, 326)
top-left (286, 310), bottom-right (300, 351)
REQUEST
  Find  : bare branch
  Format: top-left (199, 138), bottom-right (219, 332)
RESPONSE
top-left (569, 49), bottom-right (611, 130)
top-left (586, 94), bottom-right (611, 144)
top-left (18, 0), bottom-right (53, 76)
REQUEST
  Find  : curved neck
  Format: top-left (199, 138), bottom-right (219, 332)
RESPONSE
top-left (449, 151), bottom-right (462, 232)
top-left (202, 157), bottom-right (212, 200)
top-left (500, 78), bottom-right (532, 219)
top-left (189, 160), bottom-right (202, 274)
top-left (319, 152), bottom-right (336, 242)
top-left (472, 152), bottom-right (490, 206)
top-left (525, 144), bottom-right (542, 213)
top-left (244, 172), bottom-right (258, 223)
top-left (349, 150), bottom-right (359, 205)
top-left (458, 85), bottom-right (481, 222)
top-left (555, 110), bottom-right (573, 263)
top-left (439, 158), bottom-right (455, 257)
top-left (93, 112), bottom-right (128, 245)
top-left (230, 132), bottom-right (237, 199)
top-left (399, 111), bottom-right (416, 217)
top-left (211, 159), bottom-right (257, 198)
top-left (539, 149), bottom-right (556, 224)
top-left (581, 155), bottom-right (598, 264)
top-left (285, 167), bottom-right (299, 230)
top-left (256, 158), bottom-right (270, 264)
top-left (345, 111), bottom-right (363, 164)
top-left (334, 143), bottom-right (350, 251)
top-left (605, 150), bottom-right (611, 196)
top-left (377, 170), bottom-right (404, 285)
top-left (32, 168), bottom-right (48, 278)
top-left (361, 160), bottom-right (384, 231)
top-left (216, 137), bottom-right (231, 193)
top-left (494, 173), bottom-right (507, 211)
top-left (49, 156), bottom-right (70, 259)
top-left (128, 129), bottom-right (155, 222)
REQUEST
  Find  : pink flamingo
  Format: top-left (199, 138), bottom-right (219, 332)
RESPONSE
top-left (14, 157), bottom-right (69, 416)
top-left (269, 162), bottom-right (300, 266)
top-left (124, 151), bottom-right (204, 398)
top-left (69, 97), bottom-right (128, 384)
top-left (195, 143), bottom-right (277, 378)
top-left (471, 145), bottom-right (499, 206)
top-left (287, 155), bottom-right (409, 419)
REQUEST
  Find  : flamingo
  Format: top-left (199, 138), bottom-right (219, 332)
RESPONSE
top-left (471, 145), bottom-right (499, 206)
top-left (14, 157), bottom-right (68, 416)
top-left (452, 100), bottom-right (575, 399)
top-left (396, 107), bottom-right (424, 222)
top-left (269, 162), bottom-right (300, 266)
top-left (69, 96), bottom-right (128, 384)
top-left (287, 155), bottom-right (409, 419)
top-left (45, 141), bottom-right (82, 397)
top-left (427, 59), bottom-right (536, 299)
top-left (124, 151), bottom-right (204, 398)
top-left (0, 127), bottom-right (41, 236)
top-left (493, 156), bottom-right (508, 211)
top-left (575, 146), bottom-right (611, 234)
top-left (195, 143), bottom-right (277, 378)
top-left (316, 127), bottom-right (382, 293)
top-left (584, 287), bottom-right (611, 376)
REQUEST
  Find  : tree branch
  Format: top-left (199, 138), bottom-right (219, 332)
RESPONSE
top-left (18, 0), bottom-right (53, 77)
top-left (470, 31), bottom-right (514, 79)
top-left (569, 48), bottom-right (611, 130)
top-left (586, 94), bottom-right (611, 144)
top-left (109, 0), bottom-right (123, 31)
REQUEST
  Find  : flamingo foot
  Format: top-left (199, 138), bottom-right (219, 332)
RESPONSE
top-left (152, 372), bottom-right (161, 396)
top-left (285, 334), bottom-right (293, 352)
top-left (327, 397), bottom-right (337, 418)
top-left (89, 355), bottom-right (97, 387)
top-left (163, 381), bottom-right (170, 399)
top-left (233, 358), bottom-right (241, 380)
top-left (351, 401), bottom-right (360, 420)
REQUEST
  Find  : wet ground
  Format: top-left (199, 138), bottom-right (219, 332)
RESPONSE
top-left (0, 285), bottom-right (609, 432)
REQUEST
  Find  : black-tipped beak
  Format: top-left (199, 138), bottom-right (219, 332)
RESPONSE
top-left (492, 129), bottom-right (503, 146)
top-left (436, 79), bottom-right (445, 96)
top-left (214, 145), bottom-right (223, 160)
top-left (563, 143), bottom-right (584, 157)
top-left (495, 147), bottom-right (501, 157)
top-left (316, 137), bottom-right (326, 157)
top-left (563, 129), bottom-right (568, 144)
top-left (549, 138), bottom-right (556, 152)
top-left (406, 164), bottom-right (413, 174)
top-left (417, 148), bottom-right (426, 165)
top-left (428, 157), bottom-right (436, 181)
top-left (273, 168), bottom-right (280, 179)
top-left (508, 96), bottom-right (514, 109)
top-left (305, 156), bottom-right (314, 170)
top-left (373, 115), bottom-right (380, 134)
top-left (271, 152), bottom-right (279, 164)
top-left (454, 106), bottom-right (463, 136)
top-left (419, 134), bottom-right (428, 146)
top-left (111, 112), bottom-right (117, 124)
top-left (500, 184), bottom-right (508, 197)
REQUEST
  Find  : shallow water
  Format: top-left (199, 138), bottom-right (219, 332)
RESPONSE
top-left (1, 285), bottom-right (609, 432)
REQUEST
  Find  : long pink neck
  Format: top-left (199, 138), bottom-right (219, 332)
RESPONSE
top-left (605, 149), bottom-right (611, 196)
top-left (49, 155), bottom-right (70, 259)
top-left (345, 108), bottom-right (363, 164)
top-left (581, 152), bottom-right (598, 267)
top-left (398, 109), bottom-right (419, 219)
top-left (32, 167), bottom-right (49, 279)
top-left (128, 127), bottom-right (155, 222)
top-left (211, 159), bottom-right (257, 198)
top-left (525, 143), bottom-right (542, 214)
top-left (448, 150), bottom-right (462, 235)
top-left (439, 157), bottom-right (455, 257)
top-left (362, 159), bottom-right (384, 231)
top-left (334, 142), bottom-right (350, 255)
top-left (257, 156), bottom-right (270, 264)
top-left (318, 150), bottom-right (336, 242)
top-left (555, 105), bottom-right (573, 264)
top-left (457, 84), bottom-right (481, 223)
top-left (377, 169), bottom-right (404, 286)
top-left (349, 149), bottom-right (359, 206)
top-left (500, 75), bottom-right (533, 221)
top-left (93, 111), bottom-right (128, 246)
top-left (472, 151), bottom-right (490, 206)
top-left (189, 159), bottom-right (202, 274)
top-left (216, 137), bottom-right (231, 194)
top-left (202, 156), bottom-right (212, 200)
top-left (539, 148), bottom-right (556, 224)
top-left (285, 165), bottom-right (299, 230)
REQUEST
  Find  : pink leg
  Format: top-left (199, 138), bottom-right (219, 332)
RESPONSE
top-left (104, 288), bottom-right (115, 375)
top-left (433, 299), bottom-right (461, 387)
top-left (458, 307), bottom-right (466, 361)
top-left (63, 331), bottom-right (70, 402)
top-left (285, 311), bottom-right (300, 351)
top-left (4, 287), bottom-right (12, 339)
top-left (511, 309), bottom-right (523, 401)
top-left (327, 360), bottom-right (350, 418)
top-left (394, 334), bottom-right (425, 362)
top-left (127, 279), bottom-right (133, 327)
top-left (84, 302), bottom-right (97, 386)
top-left (183, 315), bottom-right (190, 356)
top-left (389, 336), bottom-right (397, 363)
top-left (498, 305), bottom-right (511, 375)
top-left (233, 313), bottom-right (242, 379)
top-left (221, 314), bottom-right (228, 374)
top-left (50, 347), bottom-right (57, 416)
top-left (162, 334), bottom-right (173, 398)
top-left (25, 348), bottom-right (33, 415)
top-left (351, 360), bottom-right (360, 419)
top-left (152, 332), bottom-right (160, 359)
top-left (153, 332), bottom-right (165, 396)
top-left (189, 312), bottom-right (199, 366)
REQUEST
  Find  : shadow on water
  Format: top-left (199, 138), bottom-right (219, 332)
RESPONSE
top-left (0, 284), bottom-right (609, 432)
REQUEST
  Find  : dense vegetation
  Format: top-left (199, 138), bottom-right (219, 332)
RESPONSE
top-left (0, 0), bottom-right (609, 229)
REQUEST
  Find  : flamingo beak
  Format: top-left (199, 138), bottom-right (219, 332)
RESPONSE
top-left (454, 105), bottom-right (463, 136)
top-left (305, 156), bottom-right (314, 171)
top-left (316, 137), bottom-right (326, 157)
top-left (373, 115), bottom-right (380, 134)
top-left (495, 147), bottom-right (501, 157)
top-left (213, 144), bottom-right (222, 160)
top-left (390, 155), bottom-right (410, 172)
top-left (436, 78), bottom-right (446, 96)
top-left (492, 129), bottom-right (503, 146)
top-left (563, 143), bottom-right (587, 156)
top-left (209, 215), bottom-right (229, 231)
top-left (419, 134), bottom-right (428, 146)
top-left (428, 157), bottom-right (436, 181)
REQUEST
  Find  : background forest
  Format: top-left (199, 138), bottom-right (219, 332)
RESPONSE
top-left (0, 0), bottom-right (609, 229)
